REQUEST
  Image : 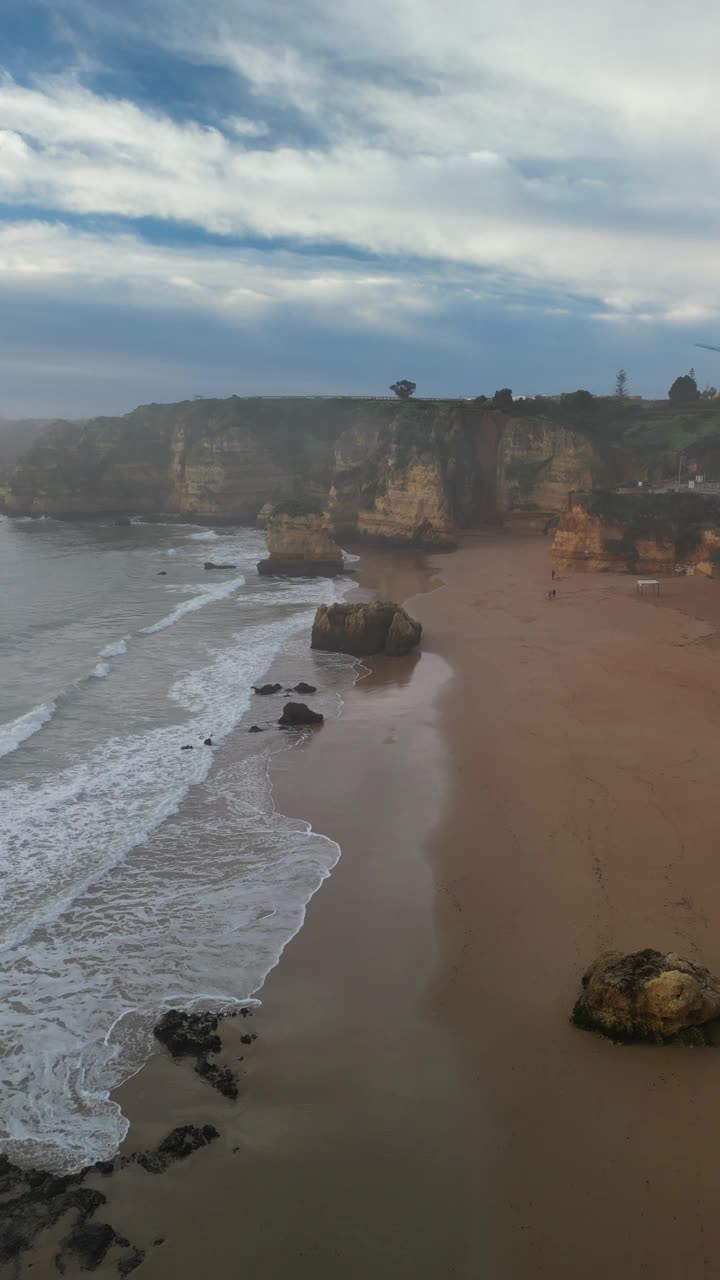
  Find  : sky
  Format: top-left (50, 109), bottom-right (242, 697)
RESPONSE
top-left (1, 0), bottom-right (720, 416)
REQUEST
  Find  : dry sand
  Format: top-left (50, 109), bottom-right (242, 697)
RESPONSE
top-left (13, 537), bottom-right (720, 1278)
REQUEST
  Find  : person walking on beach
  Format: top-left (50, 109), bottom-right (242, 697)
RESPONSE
top-left (551, 569), bottom-right (555, 580)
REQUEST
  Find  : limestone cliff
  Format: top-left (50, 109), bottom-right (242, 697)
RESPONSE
top-left (496, 419), bottom-right (605, 528)
top-left (0, 398), bottom-right (373, 521)
top-left (257, 501), bottom-right (344, 576)
top-left (1, 395), bottom-right (611, 544)
top-left (552, 492), bottom-right (720, 575)
top-left (329, 404), bottom-right (509, 547)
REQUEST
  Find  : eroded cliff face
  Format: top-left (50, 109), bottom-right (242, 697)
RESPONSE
top-left (0, 399), bottom-right (367, 521)
top-left (1, 395), bottom-right (611, 545)
top-left (328, 404), bottom-right (507, 548)
top-left (496, 420), bottom-right (601, 525)
top-left (552, 493), bottom-right (720, 575)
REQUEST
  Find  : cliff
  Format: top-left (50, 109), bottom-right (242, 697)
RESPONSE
top-left (0, 399), bottom-right (361, 522)
top-left (552, 492), bottom-right (720, 575)
top-left (1, 395), bottom-right (611, 545)
top-left (496, 420), bottom-right (601, 527)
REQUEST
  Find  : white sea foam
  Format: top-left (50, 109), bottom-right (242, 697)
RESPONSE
top-left (92, 662), bottom-right (110, 679)
top-left (189, 529), bottom-right (218, 541)
top-left (141, 574), bottom-right (246, 634)
top-left (166, 547), bottom-right (177, 556)
top-left (0, 554), bottom-right (356, 1171)
top-left (0, 701), bottom-right (57, 759)
top-left (99, 638), bottom-right (128, 659)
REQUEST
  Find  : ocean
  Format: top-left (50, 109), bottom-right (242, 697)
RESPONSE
top-left (0, 515), bottom-right (358, 1173)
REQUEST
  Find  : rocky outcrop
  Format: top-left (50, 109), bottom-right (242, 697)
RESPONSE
top-left (688, 529), bottom-right (720, 578)
top-left (277, 702), bottom-right (324, 726)
top-left (0, 1122), bottom-right (218, 1272)
top-left (154, 1009), bottom-right (239, 1099)
top-left (311, 602), bottom-right (422, 657)
top-left (257, 501), bottom-right (344, 576)
top-left (572, 949), bottom-right (720, 1043)
top-left (552, 491), bottom-right (720, 574)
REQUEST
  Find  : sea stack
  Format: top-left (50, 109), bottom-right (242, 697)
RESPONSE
top-left (257, 501), bottom-right (345, 577)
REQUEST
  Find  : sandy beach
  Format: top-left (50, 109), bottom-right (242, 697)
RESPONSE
top-left (12, 535), bottom-right (720, 1278)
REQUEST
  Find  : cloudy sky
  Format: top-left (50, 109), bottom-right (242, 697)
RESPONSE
top-left (0, 0), bottom-right (719, 416)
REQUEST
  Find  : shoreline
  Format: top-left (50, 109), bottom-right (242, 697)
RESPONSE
top-left (9, 533), bottom-right (720, 1276)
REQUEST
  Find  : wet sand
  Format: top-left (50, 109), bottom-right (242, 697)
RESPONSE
top-left (14, 536), bottom-right (720, 1277)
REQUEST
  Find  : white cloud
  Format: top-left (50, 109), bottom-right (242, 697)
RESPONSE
top-left (0, 220), bottom-right (440, 333)
top-left (2, 0), bottom-right (720, 329)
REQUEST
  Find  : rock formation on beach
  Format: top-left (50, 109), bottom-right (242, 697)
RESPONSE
top-left (278, 702), bottom-right (324, 726)
top-left (0, 1122), bottom-right (219, 1272)
top-left (552, 491), bottom-right (720, 575)
top-left (311, 601), bottom-right (422, 657)
top-left (572, 948), bottom-right (720, 1043)
top-left (257, 500), bottom-right (345, 576)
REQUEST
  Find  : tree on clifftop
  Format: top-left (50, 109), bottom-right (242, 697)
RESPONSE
top-left (389, 379), bottom-right (416, 399)
top-left (492, 388), bottom-right (513, 411)
top-left (669, 373), bottom-right (700, 404)
top-left (615, 368), bottom-right (628, 399)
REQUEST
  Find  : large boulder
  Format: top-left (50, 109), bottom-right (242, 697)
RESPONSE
top-left (278, 702), bottom-right (324, 726)
top-left (572, 948), bottom-right (720, 1043)
top-left (311, 602), bottom-right (422, 657)
top-left (257, 500), bottom-right (345, 577)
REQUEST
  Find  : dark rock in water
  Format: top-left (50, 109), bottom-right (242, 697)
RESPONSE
top-left (157, 570), bottom-right (167, 575)
top-left (204, 561), bottom-right (237, 570)
top-left (240, 1033), bottom-right (258, 1045)
top-left (154, 1010), bottom-right (239, 1099)
top-left (118, 1247), bottom-right (146, 1275)
top-left (153, 1238), bottom-right (165, 1247)
top-left (203, 737), bottom-right (213, 746)
top-left (136, 1125), bottom-right (219, 1175)
top-left (114, 518), bottom-right (131, 527)
top-left (154, 1010), bottom-right (221, 1058)
top-left (311, 601), bottom-right (422, 657)
top-left (194, 1058), bottom-right (239, 1099)
top-left (0, 1155), bottom-right (106, 1271)
top-left (253, 683), bottom-right (282, 695)
top-left (55, 1222), bottom-right (124, 1274)
top-left (181, 744), bottom-right (193, 750)
top-left (248, 725), bottom-right (263, 733)
top-left (0, 1113), bottom-right (217, 1271)
top-left (167, 1124), bottom-right (219, 1156)
top-left (278, 702), bottom-right (324, 727)
top-left (293, 682), bottom-right (317, 694)
top-left (572, 948), bottom-right (720, 1043)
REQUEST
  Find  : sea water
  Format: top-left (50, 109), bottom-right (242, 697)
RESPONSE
top-left (0, 516), bottom-right (358, 1171)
